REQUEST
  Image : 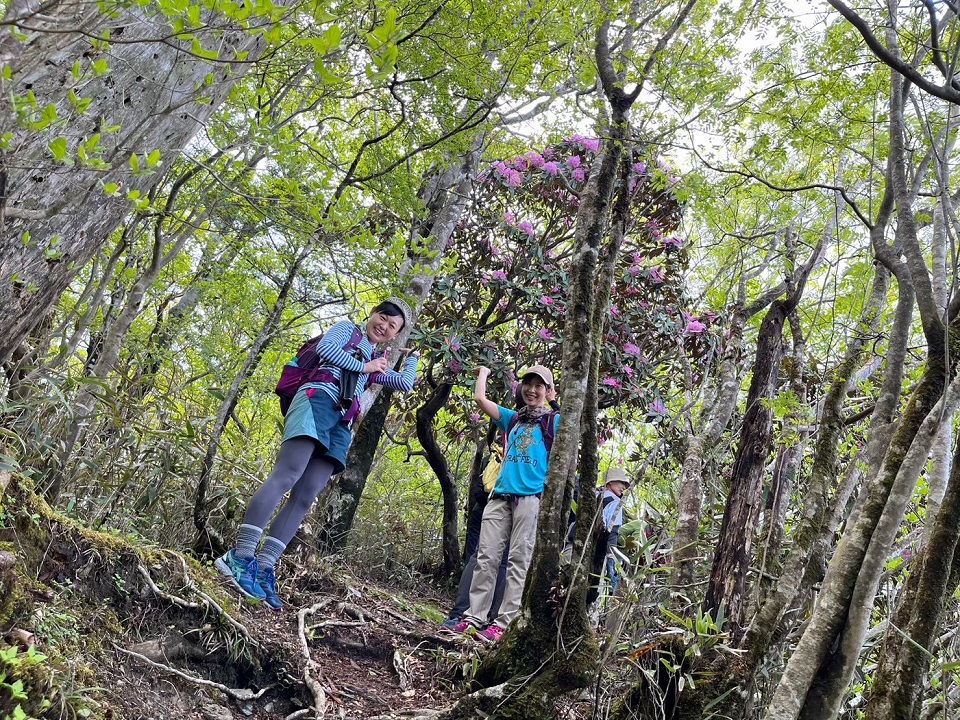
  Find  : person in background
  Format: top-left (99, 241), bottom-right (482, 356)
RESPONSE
top-left (598, 467), bottom-right (630, 593)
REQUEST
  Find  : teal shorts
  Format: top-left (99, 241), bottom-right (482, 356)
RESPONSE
top-left (282, 388), bottom-right (352, 473)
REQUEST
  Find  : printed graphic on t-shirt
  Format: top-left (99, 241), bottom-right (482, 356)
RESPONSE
top-left (512, 424), bottom-right (539, 459)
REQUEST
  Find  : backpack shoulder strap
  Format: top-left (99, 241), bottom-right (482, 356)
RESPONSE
top-left (345, 324), bottom-right (364, 353)
top-left (539, 411), bottom-right (559, 453)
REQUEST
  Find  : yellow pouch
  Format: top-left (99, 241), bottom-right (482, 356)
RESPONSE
top-left (481, 445), bottom-right (503, 493)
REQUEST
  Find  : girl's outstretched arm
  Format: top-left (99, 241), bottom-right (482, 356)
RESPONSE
top-left (473, 366), bottom-right (500, 421)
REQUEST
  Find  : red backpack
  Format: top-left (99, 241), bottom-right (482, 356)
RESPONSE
top-left (274, 325), bottom-right (364, 416)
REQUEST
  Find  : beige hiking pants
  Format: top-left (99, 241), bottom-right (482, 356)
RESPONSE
top-left (465, 494), bottom-right (540, 629)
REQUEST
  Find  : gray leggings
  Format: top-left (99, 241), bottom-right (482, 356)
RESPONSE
top-left (243, 437), bottom-right (336, 546)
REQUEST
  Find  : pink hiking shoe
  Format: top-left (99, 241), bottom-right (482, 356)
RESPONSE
top-left (452, 620), bottom-right (478, 637)
top-left (476, 625), bottom-right (504, 643)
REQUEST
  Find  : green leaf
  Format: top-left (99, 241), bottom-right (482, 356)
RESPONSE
top-left (324, 24), bottom-right (341, 50)
top-left (48, 137), bottom-right (68, 161)
top-left (92, 58), bottom-right (109, 76)
top-left (191, 37), bottom-right (219, 60)
top-left (129, 153), bottom-right (140, 172)
top-left (146, 149), bottom-right (162, 167)
top-left (102, 182), bottom-right (119, 195)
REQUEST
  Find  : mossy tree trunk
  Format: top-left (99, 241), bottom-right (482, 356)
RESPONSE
top-left (438, 7), bottom-right (705, 714)
top-left (765, 23), bottom-right (959, 716)
top-left (865, 429), bottom-right (960, 718)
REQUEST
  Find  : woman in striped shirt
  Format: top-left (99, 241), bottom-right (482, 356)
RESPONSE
top-left (216, 298), bottom-right (419, 609)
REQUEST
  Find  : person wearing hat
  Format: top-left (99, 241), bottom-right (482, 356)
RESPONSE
top-left (216, 298), bottom-right (418, 610)
top-left (451, 363), bottom-right (560, 643)
top-left (599, 467), bottom-right (630, 593)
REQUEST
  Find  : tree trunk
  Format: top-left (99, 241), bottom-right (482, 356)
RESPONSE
top-left (703, 297), bottom-right (789, 637)
top-left (866, 430), bottom-right (960, 718)
top-left (451, 23), bottom-right (644, 720)
top-left (0, 0), bottom-right (279, 364)
top-left (415, 381), bottom-right (459, 576)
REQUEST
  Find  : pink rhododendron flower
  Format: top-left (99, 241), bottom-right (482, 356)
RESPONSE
top-left (602, 377), bottom-right (622, 389)
top-left (542, 147), bottom-right (554, 158)
top-left (633, 162), bottom-right (647, 175)
top-left (610, 305), bottom-right (618, 316)
top-left (648, 399), bottom-right (666, 415)
top-left (566, 155), bottom-right (582, 168)
top-left (445, 335), bottom-right (461, 350)
top-left (623, 365), bottom-right (634, 378)
top-left (503, 212), bottom-right (515, 224)
top-left (623, 343), bottom-right (642, 357)
top-left (683, 315), bottom-right (706, 334)
top-left (581, 137), bottom-right (601, 153)
top-left (513, 155), bottom-right (528, 171)
top-left (572, 168), bottom-right (586, 182)
top-left (470, 413), bottom-right (482, 422)
top-left (517, 221), bottom-right (536, 237)
top-left (542, 161), bottom-right (559, 176)
top-left (649, 266), bottom-right (665, 284)
top-left (503, 169), bottom-right (523, 187)
top-left (628, 264), bottom-right (641, 276)
top-left (639, 301), bottom-right (649, 309)
top-left (447, 360), bottom-right (462, 374)
top-left (540, 296), bottom-right (554, 305)
top-left (492, 270), bottom-right (507, 281)
top-left (537, 328), bottom-right (553, 340)
top-left (664, 236), bottom-right (683, 248)
top-left (525, 151), bottom-right (544, 168)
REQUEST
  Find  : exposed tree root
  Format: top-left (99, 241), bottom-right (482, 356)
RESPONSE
top-left (113, 643), bottom-right (270, 701)
top-left (298, 598), bottom-right (335, 718)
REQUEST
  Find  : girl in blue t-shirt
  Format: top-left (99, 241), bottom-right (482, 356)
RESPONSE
top-left (450, 363), bottom-right (559, 643)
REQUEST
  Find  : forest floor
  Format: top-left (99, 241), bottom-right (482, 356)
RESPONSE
top-left (1, 482), bottom-right (633, 720)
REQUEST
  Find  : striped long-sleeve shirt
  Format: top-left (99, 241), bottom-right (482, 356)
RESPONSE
top-left (302, 320), bottom-right (418, 408)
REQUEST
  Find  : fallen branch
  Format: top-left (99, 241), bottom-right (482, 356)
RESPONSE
top-left (113, 644), bottom-right (269, 701)
top-left (383, 607), bottom-right (414, 625)
top-left (310, 620), bottom-right (366, 630)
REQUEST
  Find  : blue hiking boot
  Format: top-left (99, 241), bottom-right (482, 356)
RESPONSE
top-left (215, 549), bottom-right (266, 601)
top-left (257, 566), bottom-right (283, 611)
